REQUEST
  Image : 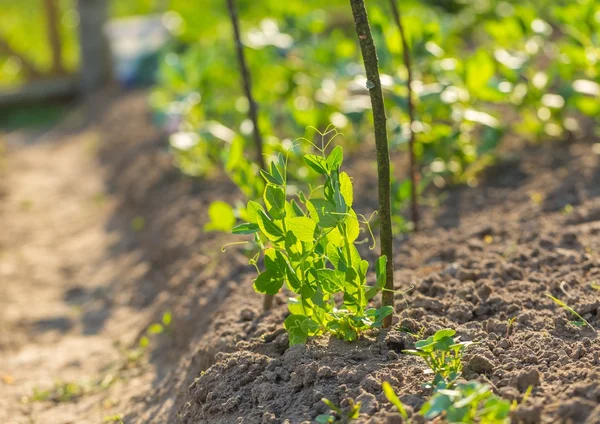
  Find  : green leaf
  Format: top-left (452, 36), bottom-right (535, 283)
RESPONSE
top-left (264, 248), bottom-right (286, 276)
top-left (326, 146), bottom-right (343, 170)
top-left (232, 223), bottom-right (260, 235)
top-left (382, 381), bottom-right (408, 420)
top-left (284, 314), bottom-right (309, 345)
top-left (339, 172), bottom-right (353, 207)
top-left (257, 209), bottom-right (284, 242)
top-left (433, 329), bottom-right (456, 341)
top-left (304, 154), bottom-right (329, 174)
top-left (309, 199), bottom-right (341, 228)
top-left (316, 268), bottom-right (344, 293)
top-left (260, 169), bottom-right (281, 185)
top-left (242, 200), bottom-right (263, 223)
top-left (315, 415), bottom-right (334, 424)
top-left (147, 323), bottom-right (164, 335)
top-left (270, 162), bottom-right (284, 184)
top-left (287, 297), bottom-right (305, 315)
top-left (204, 201), bottom-right (236, 232)
top-left (264, 184), bottom-right (286, 220)
top-left (253, 270), bottom-right (284, 295)
top-left (162, 311), bottom-right (172, 326)
top-left (286, 216), bottom-right (317, 243)
top-left (290, 199), bottom-right (304, 217)
top-left (300, 318), bottom-right (320, 335)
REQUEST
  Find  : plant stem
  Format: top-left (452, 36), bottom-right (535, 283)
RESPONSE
top-left (225, 0), bottom-right (265, 172)
top-left (349, 0), bottom-right (395, 327)
top-left (225, 0), bottom-right (271, 311)
top-left (389, 0), bottom-right (419, 231)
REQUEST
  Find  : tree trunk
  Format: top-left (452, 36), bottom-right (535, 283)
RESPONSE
top-left (349, 0), bottom-right (395, 327)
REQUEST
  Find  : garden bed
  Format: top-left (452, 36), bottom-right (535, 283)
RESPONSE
top-left (97, 93), bottom-right (600, 423)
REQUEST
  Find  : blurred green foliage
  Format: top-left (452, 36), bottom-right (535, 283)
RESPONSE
top-left (148, 0), bottom-right (598, 230)
top-left (2, 0), bottom-right (598, 224)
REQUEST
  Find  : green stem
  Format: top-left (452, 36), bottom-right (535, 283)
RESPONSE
top-left (349, 0), bottom-right (395, 327)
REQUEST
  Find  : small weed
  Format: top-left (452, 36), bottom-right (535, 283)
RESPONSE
top-left (27, 381), bottom-right (85, 403)
top-left (546, 293), bottom-right (595, 330)
top-left (103, 414), bottom-right (125, 423)
top-left (131, 216), bottom-right (146, 232)
top-left (590, 281), bottom-right (600, 290)
top-left (19, 199), bottom-right (34, 211)
top-left (562, 204), bottom-right (574, 215)
top-left (529, 191), bottom-right (544, 206)
top-left (506, 317), bottom-right (517, 339)
top-left (403, 328), bottom-right (472, 385)
top-left (316, 398), bottom-right (361, 423)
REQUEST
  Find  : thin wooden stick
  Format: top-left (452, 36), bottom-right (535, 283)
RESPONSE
top-left (349, 0), bottom-right (395, 327)
top-left (44, 0), bottom-right (65, 75)
top-left (389, 0), bottom-right (419, 231)
top-left (225, 0), bottom-right (271, 310)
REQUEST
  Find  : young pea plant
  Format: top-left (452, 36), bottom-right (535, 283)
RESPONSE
top-left (316, 398), bottom-right (361, 424)
top-left (232, 143), bottom-right (393, 345)
top-left (420, 380), bottom-right (511, 423)
top-left (383, 380), bottom-right (511, 424)
top-left (403, 328), bottom-right (472, 385)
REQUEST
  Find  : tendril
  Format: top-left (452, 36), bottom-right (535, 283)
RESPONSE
top-left (220, 241), bottom-right (249, 252)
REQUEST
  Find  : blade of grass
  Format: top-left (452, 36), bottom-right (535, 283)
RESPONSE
top-left (546, 293), bottom-right (595, 331)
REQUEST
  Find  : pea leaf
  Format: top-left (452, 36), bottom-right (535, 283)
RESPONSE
top-left (326, 145), bottom-right (343, 170)
top-left (204, 201), bottom-right (236, 232)
top-left (339, 172), bottom-right (353, 207)
top-left (253, 270), bottom-right (284, 295)
top-left (257, 209), bottom-right (284, 242)
top-left (304, 154), bottom-right (329, 174)
top-left (264, 184), bottom-right (286, 220)
top-left (286, 216), bottom-right (317, 242)
top-left (232, 222), bottom-right (260, 234)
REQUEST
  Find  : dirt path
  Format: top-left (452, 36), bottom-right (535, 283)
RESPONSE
top-left (0, 102), bottom-right (160, 424)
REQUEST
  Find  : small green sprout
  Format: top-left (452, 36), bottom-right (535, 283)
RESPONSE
top-left (131, 216), bottom-right (146, 232)
top-left (382, 381), bottom-right (409, 421)
top-left (403, 328), bottom-right (472, 383)
top-left (546, 293), bottom-right (595, 330)
top-left (420, 380), bottom-right (511, 423)
top-left (316, 398), bottom-right (361, 423)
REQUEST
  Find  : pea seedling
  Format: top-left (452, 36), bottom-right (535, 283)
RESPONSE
top-left (403, 328), bottom-right (472, 384)
top-left (420, 380), bottom-right (511, 423)
top-left (316, 398), bottom-right (361, 423)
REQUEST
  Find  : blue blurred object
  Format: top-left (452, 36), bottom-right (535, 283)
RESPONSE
top-left (104, 15), bottom-right (171, 87)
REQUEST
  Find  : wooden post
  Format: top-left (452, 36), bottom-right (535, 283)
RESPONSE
top-left (225, 0), bottom-right (271, 311)
top-left (389, 0), bottom-right (419, 231)
top-left (44, 0), bottom-right (65, 75)
top-left (77, 0), bottom-right (110, 93)
top-left (349, 0), bottom-right (395, 327)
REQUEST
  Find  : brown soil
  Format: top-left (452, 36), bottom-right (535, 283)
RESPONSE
top-left (1, 90), bottom-right (599, 424)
